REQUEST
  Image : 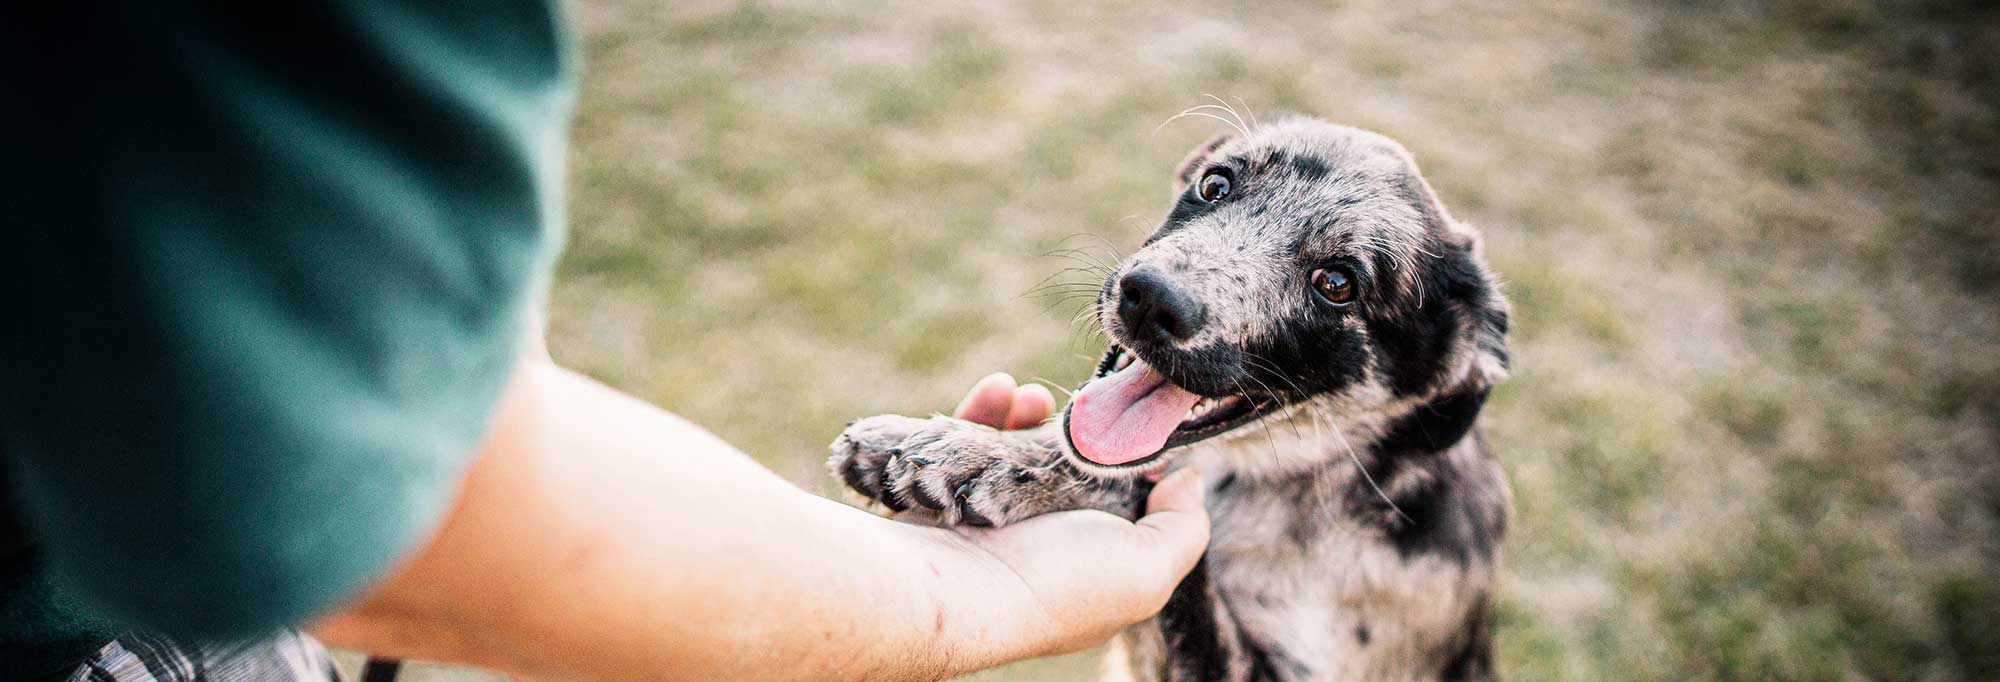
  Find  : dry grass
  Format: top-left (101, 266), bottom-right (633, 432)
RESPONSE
top-left (383, 1), bottom-right (2000, 679)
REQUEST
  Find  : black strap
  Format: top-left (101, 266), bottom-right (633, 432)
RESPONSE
top-left (359, 658), bottom-right (402, 682)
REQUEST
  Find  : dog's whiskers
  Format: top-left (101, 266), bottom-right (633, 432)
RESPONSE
top-left (1326, 411), bottom-right (1411, 524)
top-left (1027, 264), bottom-right (1114, 286)
top-left (1230, 95), bottom-right (1260, 131)
top-left (1059, 232), bottom-right (1128, 266)
top-left (1230, 375), bottom-right (1288, 468)
top-left (1344, 233), bottom-right (1431, 309)
top-left (1027, 286), bottom-right (1109, 304)
top-left (1046, 248), bottom-right (1119, 277)
top-left (1155, 109), bottom-right (1247, 138)
top-left (1091, 240), bottom-right (1125, 269)
top-left (1200, 94), bottom-right (1248, 134)
top-left (1240, 352), bottom-right (1310, 443)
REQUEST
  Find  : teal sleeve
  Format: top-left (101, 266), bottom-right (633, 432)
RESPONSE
top-left (0, 2), bottom-right (575, 639)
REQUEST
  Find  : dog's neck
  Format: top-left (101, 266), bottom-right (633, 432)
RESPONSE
top-left (1373, 387), bottom-right (1487, 455)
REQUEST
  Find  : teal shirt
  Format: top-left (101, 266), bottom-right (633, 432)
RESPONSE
top-left (0, 3), bottom-right (576, 677)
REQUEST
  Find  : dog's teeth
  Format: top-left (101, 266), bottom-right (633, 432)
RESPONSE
top-left (1185, 397), bottom-right (1217, 422)
top-left (1115, 353), bottom-right (1135, 371)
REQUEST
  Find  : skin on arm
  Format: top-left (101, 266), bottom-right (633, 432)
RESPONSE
top-left (311, 355), bottom-right (1208, 682)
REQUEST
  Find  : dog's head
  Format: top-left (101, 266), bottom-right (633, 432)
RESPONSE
top-left (1063, 116), bottom-right (1510, 473)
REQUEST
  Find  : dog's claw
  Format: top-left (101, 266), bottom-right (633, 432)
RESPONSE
top-left (948, 481), bottom-right (998, 525)
top-left (959, 503), bottom-right (995, 527)
top-left (912, 483), bottom-right (948, 510)
top-left (878, 487), bottom-right (909, 512)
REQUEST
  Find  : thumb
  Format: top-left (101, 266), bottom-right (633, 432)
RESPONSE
top-left (1134, 468), bottom-right (1211, 581)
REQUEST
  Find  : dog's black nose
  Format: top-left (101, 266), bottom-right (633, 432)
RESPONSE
top-left (1118, 266), bottom-right (1206, 343)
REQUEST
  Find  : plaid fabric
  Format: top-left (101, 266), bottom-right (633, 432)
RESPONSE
top-left (63, 630), bottom-right (340, 682)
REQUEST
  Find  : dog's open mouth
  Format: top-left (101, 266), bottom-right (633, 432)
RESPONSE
top-left (1061, 344), bottom-right (1281, 469)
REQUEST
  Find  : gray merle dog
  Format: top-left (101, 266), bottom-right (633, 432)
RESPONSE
top-left (830, 115), bottom-right (1513, 682)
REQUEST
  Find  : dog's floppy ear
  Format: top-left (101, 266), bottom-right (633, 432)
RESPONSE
top-left (1437, 211), bottom-right (1488, 264)
top-left (1436, 220), bottom-right (1510, 392)
top-left (1407, 167), bottom-right (1489, 261)
top-left (1405, 160), bottom-right (1509, 393)
top-left (1173, 133), bottom-right (1234, 193)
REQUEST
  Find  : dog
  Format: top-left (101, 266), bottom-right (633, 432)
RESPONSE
top-left (831, 114), bottom-right (1513, 682)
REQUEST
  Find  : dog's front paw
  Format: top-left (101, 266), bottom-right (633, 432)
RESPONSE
top-left (828, 415), bottom-right (1061, 527)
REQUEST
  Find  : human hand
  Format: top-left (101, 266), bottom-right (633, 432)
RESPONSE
top-left (906, 372), bottom-right (1211, 663)
top-left (950, 372), bottom-right (1058, 430)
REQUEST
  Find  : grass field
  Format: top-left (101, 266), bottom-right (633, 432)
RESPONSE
top-left (385, 1), bottom-right (2000, 679)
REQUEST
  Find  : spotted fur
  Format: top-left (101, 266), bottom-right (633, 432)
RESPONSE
top-left (830, 116), bottom-right (1512, 682)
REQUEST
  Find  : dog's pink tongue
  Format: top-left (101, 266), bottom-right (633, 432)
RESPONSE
top-left (1068, 361), bottom-right (1201, 465)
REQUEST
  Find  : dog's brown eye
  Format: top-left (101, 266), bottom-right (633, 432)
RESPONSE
top-left (1311, 268), bottom-right (1357, 305)
top-left (1197, 171), bottom-right (1232, 202)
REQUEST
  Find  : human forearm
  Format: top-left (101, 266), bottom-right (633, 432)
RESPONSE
top-left (312, 360), bottom-right (1028, 681)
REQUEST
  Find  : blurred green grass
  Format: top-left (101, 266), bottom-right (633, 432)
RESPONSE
top-left (531, 1), bottom-right (2000, 680)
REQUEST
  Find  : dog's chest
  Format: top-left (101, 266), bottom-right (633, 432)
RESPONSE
top-left (1196, 471), bottom-right (1477, 681)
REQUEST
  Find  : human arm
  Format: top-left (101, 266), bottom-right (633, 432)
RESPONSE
top-left (311, 354), bottom-right (1209, 682)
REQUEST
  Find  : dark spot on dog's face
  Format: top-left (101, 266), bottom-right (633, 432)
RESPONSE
top-left (1290, 153), bottom-right (1331, 181)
